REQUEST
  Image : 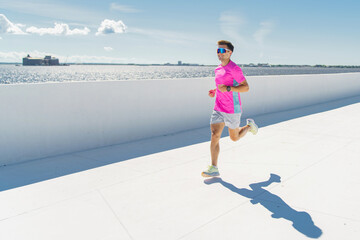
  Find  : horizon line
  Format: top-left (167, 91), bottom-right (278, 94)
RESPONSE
top-left (1, 62), bottom-right (360, 68)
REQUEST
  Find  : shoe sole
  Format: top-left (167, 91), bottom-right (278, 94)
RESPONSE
top-left (201, 172), bottom-right (220, 178)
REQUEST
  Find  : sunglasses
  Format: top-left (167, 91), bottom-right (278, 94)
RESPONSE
top-left (217, 48), bottom-right (231, 54)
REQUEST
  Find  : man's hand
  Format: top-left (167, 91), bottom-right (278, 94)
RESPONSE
top-left (218, 84), bottom-right (228, 93)
top-left (208, 89), bottom-right (216, 98)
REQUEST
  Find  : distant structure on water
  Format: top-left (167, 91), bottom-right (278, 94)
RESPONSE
top-left (162, 60), bottom-right (200, 66)
top-left (22, 54), bottom-right (60, 66)
top-left (244, 63), bottom-right (271, 67)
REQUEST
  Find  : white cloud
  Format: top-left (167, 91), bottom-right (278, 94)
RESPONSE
top-left (15, 23), bottom-right (26, 28)
top-left (0, 14), bottom-right (26, 34)
top-left (219, 12), bottom-right (246, 45)
top-left (26, 23), bottom-right (90, 36)
top-left (104, 47), bottom-right (114, 52)
top-left (96, 19), bottom-right (127, 36)
top-left (253, 21), bottom-right (274, 46)
top-left (110, 3), bottom-right (141, 13)
top-left (0, 36), bottom-right (2, 40)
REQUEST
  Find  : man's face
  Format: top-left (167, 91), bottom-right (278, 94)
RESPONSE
top-left (217, 44), bottom-right (232, 62)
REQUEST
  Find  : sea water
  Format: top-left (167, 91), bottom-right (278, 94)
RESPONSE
top-left (1, 64), bottom-right (360, 84)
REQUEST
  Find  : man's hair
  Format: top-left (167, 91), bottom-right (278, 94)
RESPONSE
top-left (217, 40), bottom-right (234, 52)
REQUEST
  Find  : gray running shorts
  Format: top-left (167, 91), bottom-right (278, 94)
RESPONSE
top-left (210, 110), bottom-right (242, 129)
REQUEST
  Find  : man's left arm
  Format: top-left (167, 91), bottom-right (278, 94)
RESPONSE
top-left (231, 80), bottom-right (249, 92)
top-left (218, 80), bottom-right (249, 93)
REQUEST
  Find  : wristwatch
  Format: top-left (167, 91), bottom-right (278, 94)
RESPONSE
top-left (226, 86), bottom-right (231, 92)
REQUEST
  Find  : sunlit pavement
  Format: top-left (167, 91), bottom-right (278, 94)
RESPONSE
top-left (1, 96), bottom-right (360, 240)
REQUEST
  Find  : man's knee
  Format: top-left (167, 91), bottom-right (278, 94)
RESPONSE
top-left (211, 130), bottom-right (221, 140)
top-left (229, 135), bottom-right (238, 142)
top-left (210, 123), bottom-right (225, 141)
top-left (228, 129), bottom-right (239, 142)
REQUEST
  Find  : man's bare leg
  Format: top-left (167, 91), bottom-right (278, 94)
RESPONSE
top-left (210, 122), bottom-right (225, 167)
top-left (228, 125), bottom-right (251, 142)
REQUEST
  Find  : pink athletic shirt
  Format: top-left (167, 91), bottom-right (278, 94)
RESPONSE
top-left (214, 60), bottom-right (246, 114)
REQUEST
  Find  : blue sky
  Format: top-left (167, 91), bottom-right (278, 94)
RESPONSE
top-left (0, 0), bottom-right (359, 65)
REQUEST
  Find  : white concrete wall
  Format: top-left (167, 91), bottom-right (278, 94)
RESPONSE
top-left (241, 72), bottom-right (360, 117)
top-left (1, 72), bottom-right (360, 166)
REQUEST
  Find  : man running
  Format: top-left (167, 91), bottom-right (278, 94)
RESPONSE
top-left (202, 40), bottom-right (258, 178)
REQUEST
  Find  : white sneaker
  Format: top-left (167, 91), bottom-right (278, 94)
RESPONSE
top-left (247, 119), bottom-right (258, 135)
top-left (201, 165), bottom-right (220, 177)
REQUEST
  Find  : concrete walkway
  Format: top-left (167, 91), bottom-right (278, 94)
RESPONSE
top-left (1, 96), bottom-right (360, 240)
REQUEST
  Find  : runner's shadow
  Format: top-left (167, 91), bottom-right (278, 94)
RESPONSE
top-left (204, 174), bottom-right (322, 238)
